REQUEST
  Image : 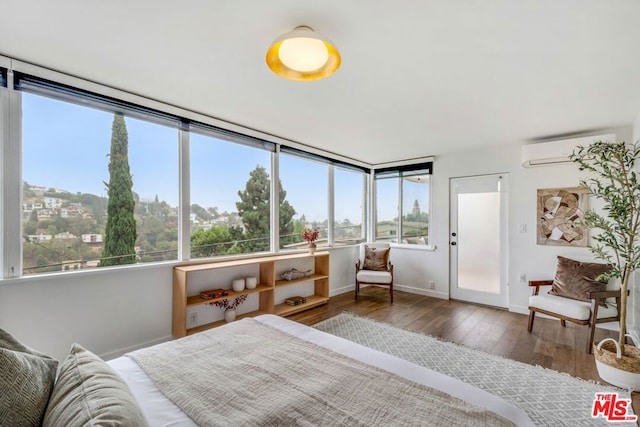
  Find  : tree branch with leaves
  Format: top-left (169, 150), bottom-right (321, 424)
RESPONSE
top-left (570, 141), bottom-right (640, 355)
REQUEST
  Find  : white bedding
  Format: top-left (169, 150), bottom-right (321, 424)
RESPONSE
top-left (108, 314), bottom-right (534, 426)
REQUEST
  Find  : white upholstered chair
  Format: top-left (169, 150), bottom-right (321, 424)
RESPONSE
top-left (527, 257), bottom-right (622, 354)
top-left (355, 243), bottom-right (394, 303)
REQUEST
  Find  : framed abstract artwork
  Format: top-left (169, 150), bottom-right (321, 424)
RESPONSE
top-left (537, 187), bottom-right (588, 246)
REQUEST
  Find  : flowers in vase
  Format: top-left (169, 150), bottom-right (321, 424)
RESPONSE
top-left (302, 227), bottom-right (319, 243)
top-left (210, 294), bottom-right (247, 310)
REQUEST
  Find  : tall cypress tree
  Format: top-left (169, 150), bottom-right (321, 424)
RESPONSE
top-left (101, 113), bottom-right (137, 266)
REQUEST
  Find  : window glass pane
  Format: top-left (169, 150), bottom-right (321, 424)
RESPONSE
top-left (190, 133), bottom-right (271, 257)
top-left (334, 168), bottom-right (365, 245)
top-left (279, 154), bottom-right (328, 249)
top-left (402, 175), bottom-right (430, 245)
top-left (22, 92), bottom-right (179, 275)
top-left (375, 178), bottom-right (399, 242)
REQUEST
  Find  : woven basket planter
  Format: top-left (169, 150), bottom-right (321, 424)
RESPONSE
top-left (594, 338), bottom-right (640, 390)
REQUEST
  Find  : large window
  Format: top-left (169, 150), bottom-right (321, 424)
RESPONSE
top-left (2, 61), bottom-right (380, 279)
top-left (375, 164), bottom-right (431, 245)
top-left (334, 167), bottom-right (366, 245)
top-left (279, 153), bottom-right (328, 249)
top-left (21, 91), bottom-right (179, 274)
top-left (190, 131), bottom-right (272, 257)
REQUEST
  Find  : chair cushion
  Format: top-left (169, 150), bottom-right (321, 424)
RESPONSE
top-left (362, 245), bottom-right (390, 271)
top-left (357, 270), bottom-right (392, 284)
top-left (548, 256), bottom-right (612, 303)
top-left (0, 328), bottom-right (58, 427)
top-left (529, 293), bottom-right (618, 321)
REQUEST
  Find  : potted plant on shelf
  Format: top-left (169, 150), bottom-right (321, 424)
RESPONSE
top-left (303, 227), bottom-right (320, 254)
top-left (210, 295), bottom-right (248, 323)
top-left (570, 141), bottom-right (640, 389)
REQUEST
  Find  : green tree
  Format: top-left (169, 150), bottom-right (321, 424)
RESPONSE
top-left (236, 165), bottom-right (295, 251)
top-left (101, 114), bottom-right (137, 266)
top-left (191, 226), bottom-right (233, 257)
top-left (571, 141), bottom-right (640, 356)
top-left (191, 204), bottom-right (212, 221)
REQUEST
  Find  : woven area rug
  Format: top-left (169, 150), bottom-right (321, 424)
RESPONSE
top-left (313, 312), bottom-right (636, 427)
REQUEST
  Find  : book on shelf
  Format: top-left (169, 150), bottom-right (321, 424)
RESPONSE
top-left (285, 296), bottom-right (307, 306)
top-left (200, 288), bottom-right (229, 299)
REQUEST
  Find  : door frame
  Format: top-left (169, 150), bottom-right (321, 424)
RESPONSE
top-left (449, 173), bottom-right (509, 308)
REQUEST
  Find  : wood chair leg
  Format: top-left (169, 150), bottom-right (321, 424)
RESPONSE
top-left (528, 311), bottom-right (535, 332)
top-left (560, 319), bottom-right (566, 327)
top-left (355, 282), bottom-right (359, 301)
top-left (587, 301), bottom-right (600, 354)
top-left (587, 325), bottom-right (596, 354)
top-left (389, 283), bottom-right (393, 303)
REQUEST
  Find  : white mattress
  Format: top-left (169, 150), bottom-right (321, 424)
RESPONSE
top-left (108, 314), bottom-right (534, 426)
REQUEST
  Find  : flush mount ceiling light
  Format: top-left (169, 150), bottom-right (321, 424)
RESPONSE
top-left (266, 26), bottom-right (341, 81)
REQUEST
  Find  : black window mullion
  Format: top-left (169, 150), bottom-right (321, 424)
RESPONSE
top-left (374, 161), bottom-right (433, 180)
top-left (280, 145), bottom-right (368, 174)
top-left (13, 72), bottom-right (182, 129)
top-left (189, 122), bottom-right (275, 152)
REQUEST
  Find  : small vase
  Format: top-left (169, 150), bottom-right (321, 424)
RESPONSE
top-left (232, 278), bottom-right (245, 292)
top-left (307, 242), bottom-right (316, 255)
top-left (245, 276), bottom-right (257, 289)
top-left (224, 308), bottom-right (237, 323)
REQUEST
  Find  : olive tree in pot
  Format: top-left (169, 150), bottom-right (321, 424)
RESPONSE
top-left (570, 141), bottom-right (640, 390)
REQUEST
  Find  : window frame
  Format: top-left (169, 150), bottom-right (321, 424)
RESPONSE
top-left (0, 60), bottom-right (375, 279)
top-left (373, 162), bottom-right (434, 250)
top-left (18, 85), bottom-right (183, 273)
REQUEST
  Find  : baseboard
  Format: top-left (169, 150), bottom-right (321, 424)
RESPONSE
top-left (100, 335), bottom-right (174, 361)
top-left (330, 284), bottom-right (447, 300)
top-left (509, 304), bottom-right (529, 315)
top-left (394, 284), bottom-right (448, 300)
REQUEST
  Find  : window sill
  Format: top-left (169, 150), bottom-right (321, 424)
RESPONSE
top-left (389, 243), bottom-right (436, 251)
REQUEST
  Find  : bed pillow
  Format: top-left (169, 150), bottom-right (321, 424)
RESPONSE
top-left (0, 329), bottom-right (58, 427)
top-left (548, 256), bottom-right (612, 302)
top-left (362, 245), bottom-right (390, 271)
top-left (43, 343), bottom-right (147, 427)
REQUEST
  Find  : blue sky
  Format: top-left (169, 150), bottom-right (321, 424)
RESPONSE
top-left (22, 92), bottom-right (384, 223)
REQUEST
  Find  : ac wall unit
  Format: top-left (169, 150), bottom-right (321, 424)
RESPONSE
top-left (521, 134), bottom-right (616, 167)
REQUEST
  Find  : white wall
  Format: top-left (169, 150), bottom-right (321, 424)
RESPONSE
top-left (0, 249), bottom-right (357, 361)
top-left (1, 127), bottom-right (636, 360)
top-left (389, 126), bottom-right (633, 316)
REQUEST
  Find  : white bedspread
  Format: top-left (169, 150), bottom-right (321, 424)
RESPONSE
top-left (108, 315), bottom-right (534, 426)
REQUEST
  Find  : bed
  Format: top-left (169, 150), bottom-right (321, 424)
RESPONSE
top-left (104, 314), bottom-right (534, 426)
top-left (0, 313), bottom-right (536, 426)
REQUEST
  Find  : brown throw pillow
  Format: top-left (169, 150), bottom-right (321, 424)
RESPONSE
top-left (362, 246), bottom-right (390, 271)
top-left (549, 256), bottom-right (612, 302)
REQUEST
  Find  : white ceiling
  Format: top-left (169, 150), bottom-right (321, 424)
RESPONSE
top-left (2, 0), bottom-right (640, 166)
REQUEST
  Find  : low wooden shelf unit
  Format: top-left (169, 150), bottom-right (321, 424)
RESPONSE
top-left (172, 251), bottom-right (330, 337)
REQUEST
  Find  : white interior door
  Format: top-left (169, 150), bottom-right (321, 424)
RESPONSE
top-left (450, 174), bottom-right (508, 308)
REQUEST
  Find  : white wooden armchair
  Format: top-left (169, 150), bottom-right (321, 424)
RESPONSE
top-left (355, 243), bottom-right (394, 303)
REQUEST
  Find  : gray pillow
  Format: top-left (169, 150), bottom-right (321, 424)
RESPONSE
top-left (43, 343), bottom-right (148, 427)
top-left (0, 329), bottom-right (58, 427)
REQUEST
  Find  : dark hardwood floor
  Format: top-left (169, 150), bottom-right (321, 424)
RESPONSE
top-left (289, 287), bottom-right (639, 416)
